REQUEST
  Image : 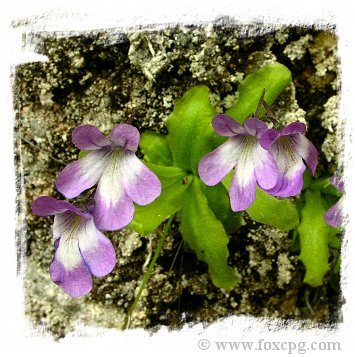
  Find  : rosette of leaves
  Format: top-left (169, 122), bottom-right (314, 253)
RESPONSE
top-left (130, 63), bottom-right (301, 289)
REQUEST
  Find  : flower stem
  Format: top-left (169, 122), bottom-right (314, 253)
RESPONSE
top-left (255, 88), bottom-right (266, 117)
top-left (122, 215), bottom-right (174, 330)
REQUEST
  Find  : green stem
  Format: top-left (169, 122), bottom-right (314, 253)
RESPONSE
top-left (255, 88), bottom-right (266, 117)
top-left (122, 215), bottom-right (174, 330)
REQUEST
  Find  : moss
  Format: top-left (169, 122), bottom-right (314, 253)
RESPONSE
top-left (15, 23), bottom-right (340, 338)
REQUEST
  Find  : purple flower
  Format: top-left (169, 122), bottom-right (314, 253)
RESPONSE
top-left (324, 174), bottom-right (344, 228)
top-left (198, 114), bottom-right (278, 211)
top-left (260, 122), bottom-right (318, 197)
top-left (56, 124), bottom-right (161, 231)
top-left (32, 196), bottom-right (116, 297)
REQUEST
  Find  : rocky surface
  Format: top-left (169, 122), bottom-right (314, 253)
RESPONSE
top-left (14, 21), bottom-right (341, 339)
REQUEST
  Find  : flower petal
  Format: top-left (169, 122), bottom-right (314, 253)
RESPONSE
top-left (266, 140), bottom-right (306, 197)
top-left (268, 165), bottom-right (305, 197)
top-left (53, 211), bottom-right (77, 241)
top-left (122, 153), bottom-right (161, 205)
top-left (49, 238), bottom-right (92, 297)
top-left (32, 196), bottom-right (84, 217)
top-left (56, 148), bottom-right (110, 199)
top-left (281, 122), bottom-right (306, 136)
top-left (252, 144), bottom-right (278, 190)
top-left (72, 125), bottom-right (111, 151)
top-left (94, 190), bottom-right (134, 231)
top-left (110, 124), bottom-right (140, 152)
top-left (324, 197), bottom-right (343, 228)
top-left (290, 133), bottom-right (318, 175)
top-left (198, 137), bottom-right (241, 186)
top-left (229, 163), bottom-right (257, 211)
top-left (260, 128), bottom-right (280, 150)
top-left (228, 137), bottom-right (258, 211)
top-left (93, 153), bottom-right (134, 231)
top-left (77, 218), bottom-right (116, 277)
top-left (212, 114), bottom-right (245, 136)
top-left (330, 174), bottom-right (344, 193)
top-left (243, 117), bottom-right (269, 138)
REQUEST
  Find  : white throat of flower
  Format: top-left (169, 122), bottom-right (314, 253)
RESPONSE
top-left (98, 148), bottom-right (125, 205)
top-left (56, 214), bottom-right (84, 270)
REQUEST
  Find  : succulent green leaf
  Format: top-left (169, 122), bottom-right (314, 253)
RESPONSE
top-left (180, 178), bottom-right (239, 289)
top-left (310, 176), bottom-right (342, 198)
top-left (143, 162), bottom-right (189, 186)
top-left (139, 131), bottom-right (173, 166)
top-left (301, 170), bottom-right (313, 191)
top-left (246, 187), bottom-right (299, 231)
top-left (226, 62), bottom-right (292, 123)
top-left (328, 235), bottom-right (341, 250)
top-left (78, 150), bottom-right (90, 159)
top-left (329, 256), bottom-right (341, 293)
top-left (298, 189), bottom-right (332, 287)
top-left (129, 164), bottom-right (191, 236)
top-left (291, 230), bottom-right (300, 252)
top-left (165, 85), bottom-right (219, 174)
top-left (201, 182), bottom-right (242, 234)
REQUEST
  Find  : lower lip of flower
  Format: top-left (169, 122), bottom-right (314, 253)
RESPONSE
top-left (106, 148), bottom-right (124, 174)
top-left (240, 135), bottom-right (257, 162)
top-left (64, 215), bottom-right (84, 242)
top-left (277, 136), bottom-right (297, 169)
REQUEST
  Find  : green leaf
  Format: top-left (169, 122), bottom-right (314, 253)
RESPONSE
top-left (310, 176), bottom-right (342, 198)
top-left (201, 182), bottom-right (242, 234)
top-left (139, 131), bottom-right (173, 166)
top-left (246, 187), bottom-right (299, 231)
top-left (144, 162), bottom-right (186, 182)
top-left (78, 150), bottom-right (90, 159)
top-left (298, 189), bottom-right (332, 287)
top-left (226, 62), bottom-right (292, 123)
top-left (328, 235), bottom-right (341, 250)
top-left (222, 170), bottom-right (234, 188)
top-left (329, 256), bottom-right (341, 293)
top-left (302, 170), bottom-right (313, 191)
top-left (180, 178), bottom-right (239, 289)
top-left (129, 164), bottom-right (191, 236)
top-left (291, 230), bottom-right (300, 252)
top-left (307, 175), bottom-right (343, 208)
top-left (165, 85), bottom-right (218, 174)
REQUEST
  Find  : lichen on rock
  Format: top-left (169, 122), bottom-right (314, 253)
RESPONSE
top-left (320, 94), bottom-right (343, 169)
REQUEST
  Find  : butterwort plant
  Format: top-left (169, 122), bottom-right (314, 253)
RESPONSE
top-left (132, 63), bottom-right (306, 289)
top-left (133, 62), bottom-right (341, 292)
top-left (31, 62), bottom-right (342, 304)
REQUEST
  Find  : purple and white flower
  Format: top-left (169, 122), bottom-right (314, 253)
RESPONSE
top-left (32, 196), bottom-right (116, 297)
top-left (260, 122), bottom-right (318, 197)
top-left (56, 124), bottom-right (161, 231)
top-left (198, 114), bottom-right (279, 211)
top-left (324, 174), bottom-right (344, 228)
